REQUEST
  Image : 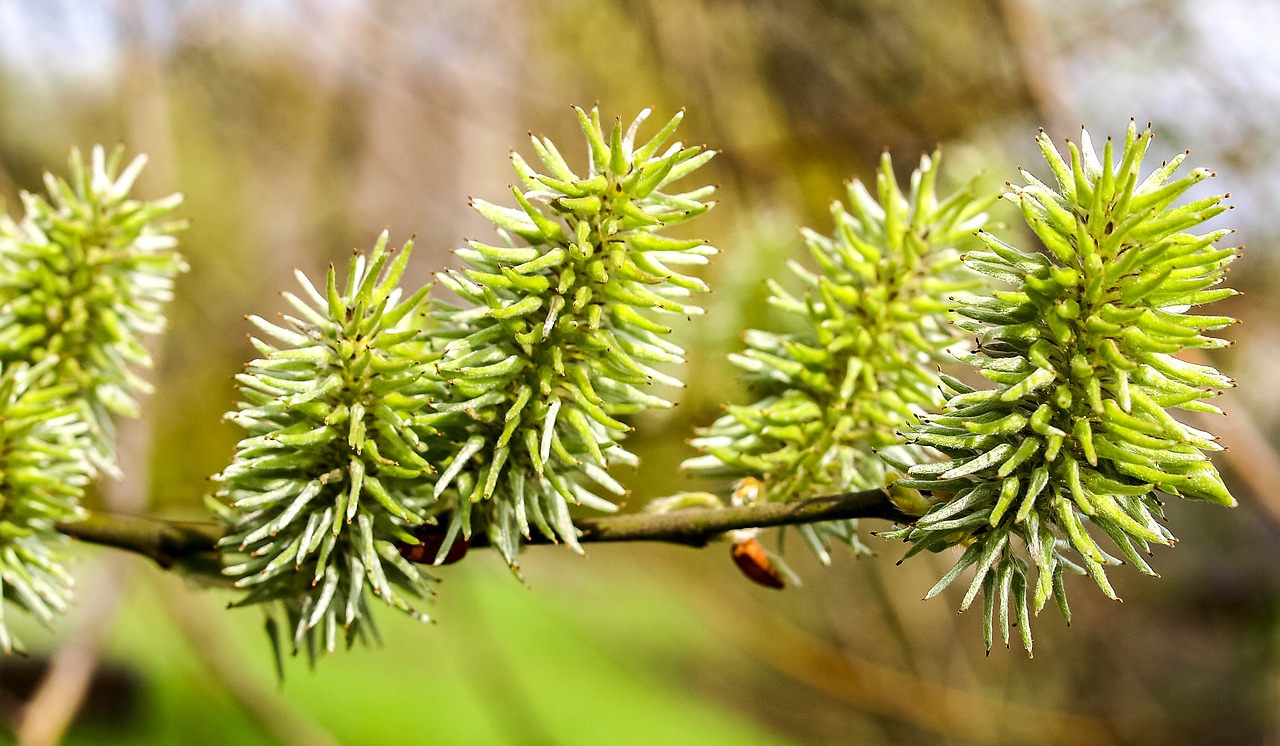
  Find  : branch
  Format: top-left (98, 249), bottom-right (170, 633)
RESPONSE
top-left (56, 512), bottom-right (223, 570)
top-left (56, 487), bottom-right (913, 568)
top-left (571, 488), bottom-right (912, 547)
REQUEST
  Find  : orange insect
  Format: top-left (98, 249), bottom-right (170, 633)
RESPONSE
top-left (727, 477), bottom-right (785, 589)
top-left (730, 537), bottom-right (785, 590)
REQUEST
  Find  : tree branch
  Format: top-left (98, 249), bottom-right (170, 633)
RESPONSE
top-left (571, 488), bottom-right (912, 547)
top-left (56, 512), bottom-right (224, 570)
top-left (55, 487), bottom-right (914, 569)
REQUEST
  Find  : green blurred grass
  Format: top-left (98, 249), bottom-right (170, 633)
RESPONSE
top-left (38, 547), bottom-right (799, 746)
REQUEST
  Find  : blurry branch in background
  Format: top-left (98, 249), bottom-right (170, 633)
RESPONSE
top-left (692, 578), bottom-right (1120, 745)
top-left (1186, 349), bottom-right (1280, 533)
top-left (152, 572), bottom-right (340, 746)
top-left (14, 563), bottom-right (132, 746)
top-left (1211, 411), bottom-right (1280, 525)
top-left (996, 0), bottom-right (1079, 137)
top-left (55, 487), bottom-right (914, 571)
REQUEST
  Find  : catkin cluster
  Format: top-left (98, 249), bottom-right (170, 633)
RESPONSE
top-left (0, 114), bottom-right (1238, 663)
top-left (214, 108), bottom-right (719, 659)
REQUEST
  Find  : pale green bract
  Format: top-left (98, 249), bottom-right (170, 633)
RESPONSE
top-left (426, 106), bottom-right (717, 568)
top-left (213, 232), bottom-right (441, 662)
top-left (884, 122), bottom-right (1238, 654)
top-left (685, 151), bottom-right (989, 562)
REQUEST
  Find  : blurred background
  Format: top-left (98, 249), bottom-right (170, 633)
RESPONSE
top-left (1, 0), bottom-right (1278, 743)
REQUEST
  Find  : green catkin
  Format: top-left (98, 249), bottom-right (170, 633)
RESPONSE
top-left (0, 146), bottom-right (187, 473)
top-left (426, 107), bottom-right (717, 569)
top-left (685, 151), bottom-right (989, 559)
top-left (0, 146), bottom-right (184, 649)
top-left (885, 122), bottom-right (1238, 654)
top-left (215, 232), bottom-right (442, 662)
